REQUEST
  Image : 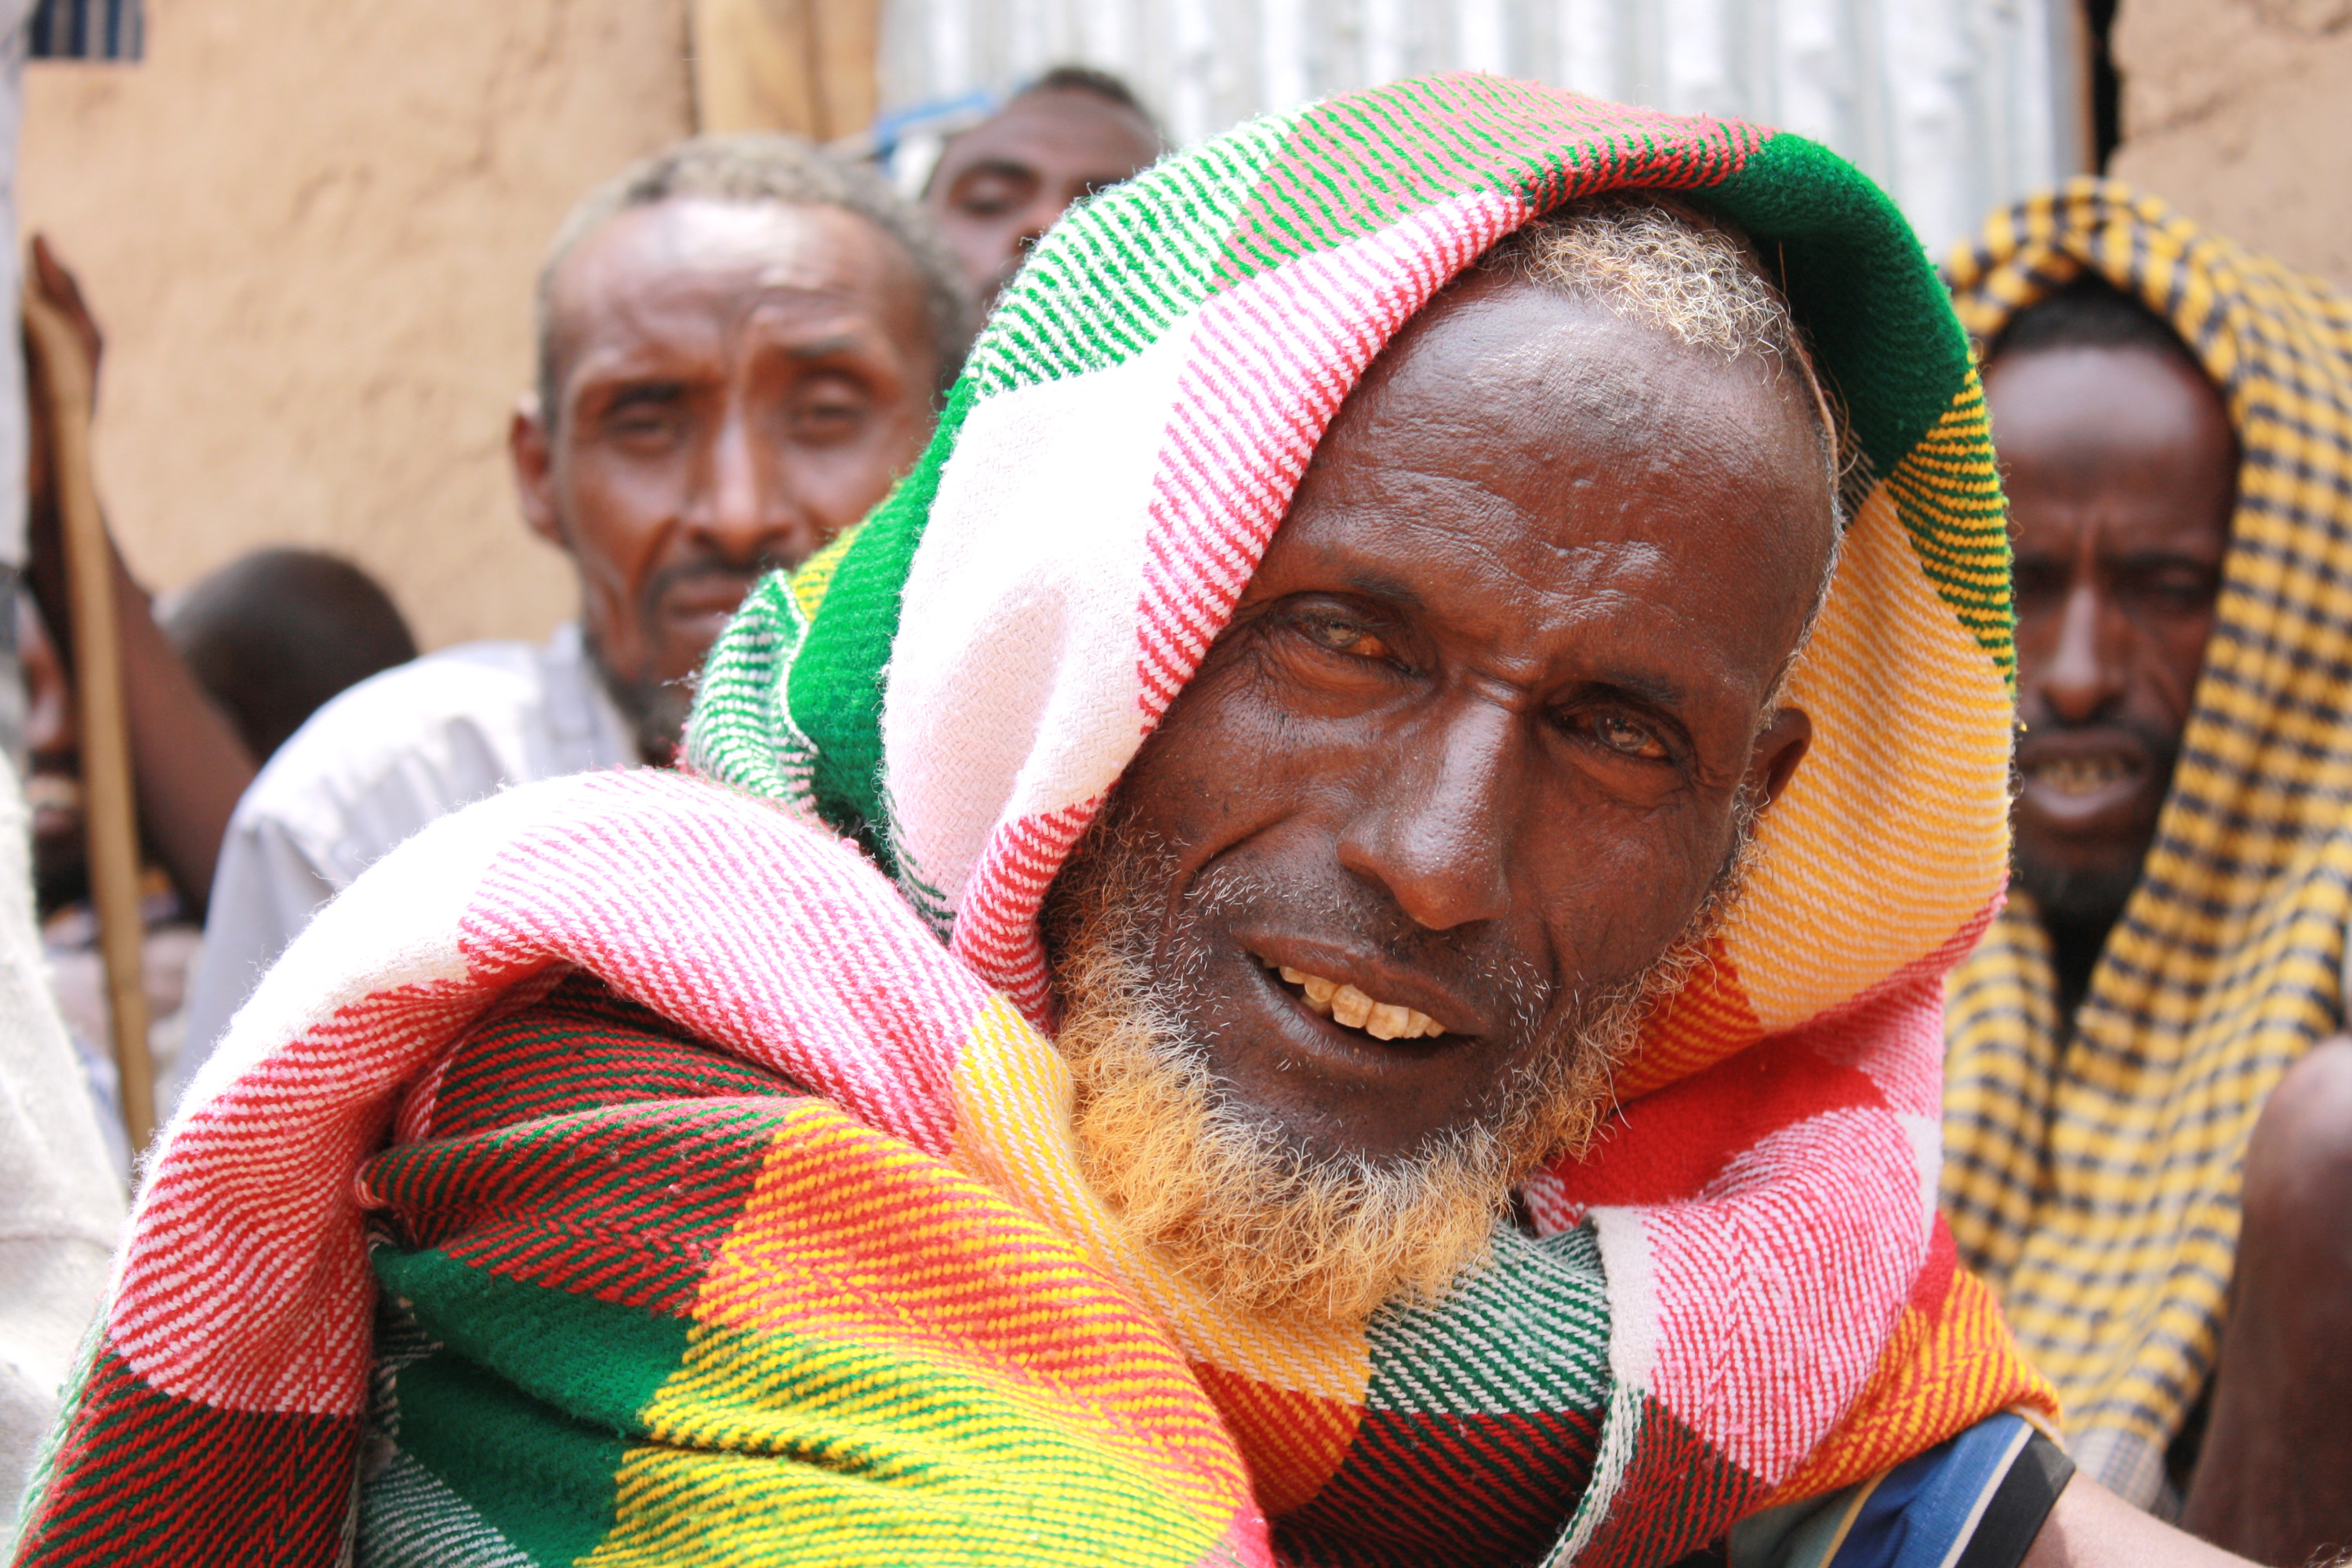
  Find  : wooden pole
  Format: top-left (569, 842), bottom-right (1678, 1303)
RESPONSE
top-left (23, 274), bottom-right (152, 1156)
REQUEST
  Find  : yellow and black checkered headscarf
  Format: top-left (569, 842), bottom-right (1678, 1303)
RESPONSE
top-left (1944, 179), bottom-right (2352, 1505)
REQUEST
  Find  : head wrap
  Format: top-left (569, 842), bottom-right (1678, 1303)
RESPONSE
top-left (16, 75), bottom-right (2048, 1568)
top-left (1944, 178), bottom-right (2352, 1505)
top-left (685, 69), bottom-right (2053, 1550)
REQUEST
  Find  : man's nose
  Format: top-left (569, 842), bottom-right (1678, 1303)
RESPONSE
top-left (1335, 702), bottom-right (1515, 932)
top-left (689, 407), bottom-right (797, 560)
top-left (2038, 578), bottom-right (2127, 724)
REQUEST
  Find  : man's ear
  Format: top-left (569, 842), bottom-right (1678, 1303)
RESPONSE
top-left (510, 393), bottom-right (564, 550)
top-left (1748, 706), bottom-right (1813, 812)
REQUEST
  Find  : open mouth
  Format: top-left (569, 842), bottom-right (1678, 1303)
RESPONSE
top-left (1267, 961), bottom-right (1446, 1042)
top-left (24, 772), bottom-right (79, 814)
top-left (2023, 753), bottom-right (2141, 797)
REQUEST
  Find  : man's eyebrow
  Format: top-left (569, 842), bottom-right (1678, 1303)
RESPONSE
top-left (782, 334), bottom-right (871, 362)
top-left (1311, 568), bottom-right (1689, 705)
top-left (1584, 673), bottom-right (1681, 707)
top-left (1322, 566), bottom-right (1427, 614)
top-left (2107, 547), bottom-right (2226, 568)
top-left (595, 379), bottom-right (688, 405)
top-left (949, 157), bottom-right (1040, 186)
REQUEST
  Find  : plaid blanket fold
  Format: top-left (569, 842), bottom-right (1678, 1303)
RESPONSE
top-left (16, 74), bottom-right (2050, 1567)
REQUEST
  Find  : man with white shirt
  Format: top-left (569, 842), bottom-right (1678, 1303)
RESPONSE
top-left (182, 132), bottom-right (967, 1077)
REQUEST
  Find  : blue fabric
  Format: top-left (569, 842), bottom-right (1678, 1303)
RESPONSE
top-left (1831, 1413), bottom-right (2038, 1567)
top-left (27, 0), bottom-right (142, 60)
top-left (1732, 1413), bottom-right (2051, 1568)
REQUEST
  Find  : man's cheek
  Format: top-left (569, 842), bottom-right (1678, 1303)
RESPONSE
top-left (805, 444), bottom-right (913, 536)
top-left (1127, 680), bottom-right (1305, 835)
top-left (1536, 816), bottom-right (1717, 979)
top-left (2154, 613), bottom-right (2219, 723)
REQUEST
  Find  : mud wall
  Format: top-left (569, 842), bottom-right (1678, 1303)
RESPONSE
top-left (21, 1), bottom-right (695, 650)
top-left (2110, 0), bottom-right (2352, 289)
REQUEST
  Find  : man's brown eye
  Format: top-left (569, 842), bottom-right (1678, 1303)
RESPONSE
top-left (1307, 618), bottom-right (1389, 660)
top-left (793, 395), bottom-right (869, 437)
top-left (2011, 560), bottom-right (2067, 608)
top-left (606, 411), bottom-right (681, 446)
top-left (1592, 712), bottom-right (1667, 759)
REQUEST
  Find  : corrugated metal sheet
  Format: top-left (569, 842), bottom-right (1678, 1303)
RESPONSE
top-left (879, 0), bottom-right (2087, 258)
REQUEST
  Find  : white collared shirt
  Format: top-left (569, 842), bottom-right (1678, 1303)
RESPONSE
top-left (179, 623), bottom-right (638, 1101)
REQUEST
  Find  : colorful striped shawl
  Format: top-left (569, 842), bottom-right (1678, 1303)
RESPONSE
top-left (1942, 180), bottom-right (2352, 1506)
top-left (15, 76), bottom-right (2049, 1566)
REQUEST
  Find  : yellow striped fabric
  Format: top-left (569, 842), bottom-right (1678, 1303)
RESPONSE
top-left (1943, 179), bottom-right (2352, 1504)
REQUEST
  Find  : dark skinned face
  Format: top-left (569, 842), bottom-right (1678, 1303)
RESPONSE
top-left (1987, 344), bottom-right (2236, 932)
top-left (925, 88), bottom-right (1160, 309)
top-left (1098, 273), bottom-right (1831, 1165)
top-left (512, 198), bottom-right (937, 760)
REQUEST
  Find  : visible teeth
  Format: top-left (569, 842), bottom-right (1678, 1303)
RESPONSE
top-left (2032, 756), bottom-right (2132, 796)
top-left (1275, 964), bottom-right (1444, 1039)
top-left (1279, 966), bottom-right (1336, 1013)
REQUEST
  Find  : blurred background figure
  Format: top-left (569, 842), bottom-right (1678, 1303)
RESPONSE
top-left (26, 543), bottom-right (417, 1167)
top-left (162, 547), bottom-right (418, 762)
top-left (179, 132), bottom-right (966, 1076)
top-left (916, 66), bottom-right (1162, 308)
top-left (22, 238), bottom-right (255, 914)
top-left (2, 0), bottom-right (147, 1539)
top-left (16, 237), bottom-right (258, 1168)
top-left (1944, 187), bottom-right (2352, 1563)
top-left (22, 587), bottom-right (202, 1172)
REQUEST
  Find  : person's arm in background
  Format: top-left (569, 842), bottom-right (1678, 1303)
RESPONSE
top-left (22, 235), bottom-right (255, 915)
top-left (1740, 1414), bottom-right (2274, 1568)
top-left (2026, 1473), bottom-right (2279, 1568)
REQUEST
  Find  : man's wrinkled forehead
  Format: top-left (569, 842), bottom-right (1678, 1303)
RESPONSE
top-left (1319, 267), bottom-right (1830, 510)
top-left (1237, 270), bottom-right (1838, 698)
top-left (553, 200), bottom-right (901, 327)
top-left (544, 198), bottom-right (928, 390)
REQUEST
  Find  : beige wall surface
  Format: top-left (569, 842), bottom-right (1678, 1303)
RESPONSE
top-left (2111, 0), bottom-right (2352, 291)
top-left (21, 0), bottom-right (694, 652)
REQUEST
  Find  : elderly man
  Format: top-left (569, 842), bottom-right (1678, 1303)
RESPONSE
top-left (14, 81), bottom-right (2247, 1566)
top-left (1944, 183), bottom-right (2352, 1563)
top-left (921, 65), bottom-right (1162, 308)
top-left (180, 132), bottom-right (967, 1072)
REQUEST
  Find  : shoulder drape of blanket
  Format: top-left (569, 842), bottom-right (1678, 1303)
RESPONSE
top-left (1943, 178), bottom-right (2352, 1505)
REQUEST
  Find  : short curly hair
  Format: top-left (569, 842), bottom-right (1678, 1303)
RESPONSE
top-left (1479, 193), bottom-right (1849, 697)
top-left (534, 132), bottom-right (972, 421)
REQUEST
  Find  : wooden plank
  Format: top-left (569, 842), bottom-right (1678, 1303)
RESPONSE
top-left (24, 270), bottom-right (153, 1156)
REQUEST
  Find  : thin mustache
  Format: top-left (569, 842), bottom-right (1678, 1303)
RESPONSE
top-left (1179, 859), bottom-right (1554, 1035)
top-left (2015, 710), bottom-right (2181, 768)
top-left (640, 556), bottom-right (788, 615)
